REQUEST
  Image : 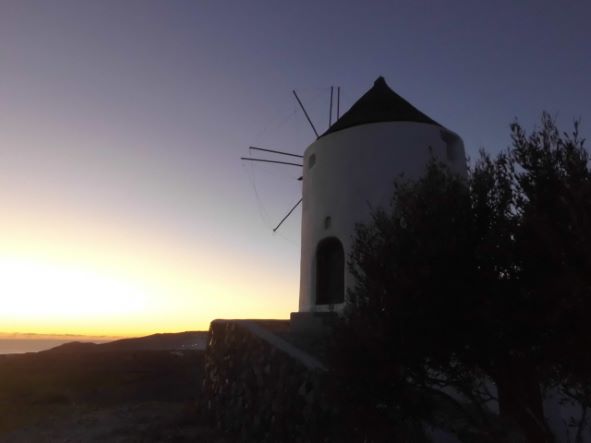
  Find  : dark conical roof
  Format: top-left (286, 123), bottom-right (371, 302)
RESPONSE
top-left (321, 77), bottom-right (441, 137)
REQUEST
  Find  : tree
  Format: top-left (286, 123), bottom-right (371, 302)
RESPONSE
top-left (329, 114), bottom-right (591, 442)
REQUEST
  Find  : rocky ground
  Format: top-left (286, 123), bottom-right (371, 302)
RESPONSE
top-left (1, 401), bottom-right (226, 442)
top-left (0, 341), bottom-right (227, 442)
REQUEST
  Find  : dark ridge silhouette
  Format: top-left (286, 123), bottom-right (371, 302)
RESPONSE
top-left (44, 341), bottom-right (99, 353)
top-left (43, 331), bottom-right (207, 353)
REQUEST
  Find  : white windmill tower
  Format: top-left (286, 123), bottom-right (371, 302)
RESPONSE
top-left (293, 77), bottom-right (467, 325)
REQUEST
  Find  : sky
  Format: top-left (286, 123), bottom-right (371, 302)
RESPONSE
top-left (0, 0), bottom-right (590, 337)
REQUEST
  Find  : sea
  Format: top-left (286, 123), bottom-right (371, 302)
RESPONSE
top-left (0, 339), bottom-right (108, 355)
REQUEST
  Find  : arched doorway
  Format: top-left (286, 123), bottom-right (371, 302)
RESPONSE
top-left (315, 237), bottom-right (345, 305)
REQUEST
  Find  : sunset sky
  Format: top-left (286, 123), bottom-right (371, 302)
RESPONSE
top-left (1, 1), bottom-right (590, 337)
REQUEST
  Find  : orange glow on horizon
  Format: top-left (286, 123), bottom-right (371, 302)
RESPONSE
top-left (0, 252), bottom-right (295, 336)
top-left (0, 207), bottom-right (297, 337)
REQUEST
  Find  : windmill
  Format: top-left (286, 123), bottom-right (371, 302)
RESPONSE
top-left (244, 77), bottom-right (467, 323)
top-left (295, 77), bottom-right (467, 316)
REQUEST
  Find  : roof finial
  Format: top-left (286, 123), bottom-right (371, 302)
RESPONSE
top-left (374, 76), bottom-right (386, 87)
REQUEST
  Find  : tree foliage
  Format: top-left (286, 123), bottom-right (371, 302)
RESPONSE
top-left (330, 114), bottom-right (591, 442)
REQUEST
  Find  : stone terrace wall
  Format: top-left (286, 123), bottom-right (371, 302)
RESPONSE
top-left (202, 320), bottom-right (330, 442)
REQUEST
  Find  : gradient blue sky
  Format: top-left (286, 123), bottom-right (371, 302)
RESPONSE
top-left (1, 1), bottom-right (589, 335)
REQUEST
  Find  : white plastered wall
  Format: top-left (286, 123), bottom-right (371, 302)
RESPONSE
top-left (298, 121), bottom-right (466, 312)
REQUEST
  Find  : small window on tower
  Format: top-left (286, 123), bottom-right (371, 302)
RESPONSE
top-left (440, 130), bottom-right (461, 162)
top-left (308, 154), bottom-right (316, 169)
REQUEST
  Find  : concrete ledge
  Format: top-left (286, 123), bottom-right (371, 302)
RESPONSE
top-left (290, 311), bottom-right (338, 334)
top-left (237, 320), bottom-right (327, 371)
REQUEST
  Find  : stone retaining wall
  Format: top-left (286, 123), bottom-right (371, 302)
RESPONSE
top-left (202, 320), bottom-right (330, 442)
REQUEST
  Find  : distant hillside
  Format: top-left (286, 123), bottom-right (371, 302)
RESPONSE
top-left (44, 331), bottom-right (207, 353)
